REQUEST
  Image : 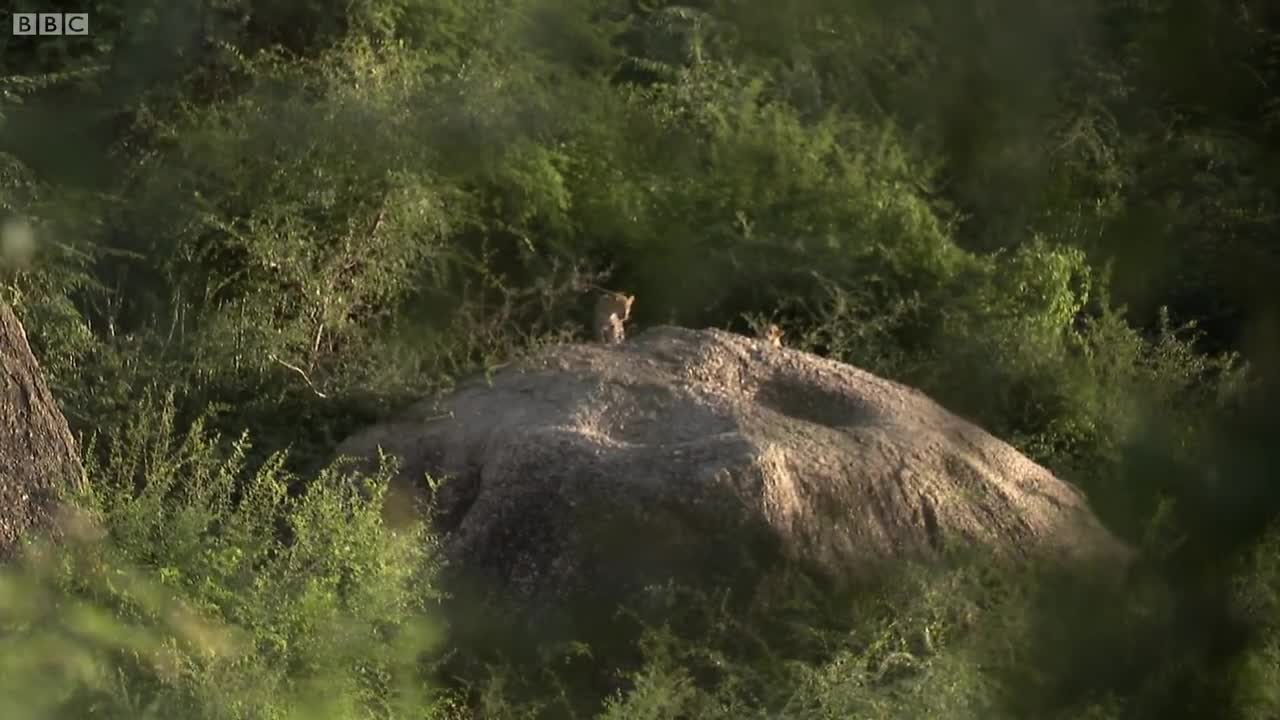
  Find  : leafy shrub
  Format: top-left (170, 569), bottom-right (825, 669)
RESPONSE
top-left (0, 392), bottom-right (447, 719)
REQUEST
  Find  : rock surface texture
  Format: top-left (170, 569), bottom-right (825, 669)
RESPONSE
top-left (0, 302), bottom-right (85, 559)
top-left (337, 326), bottom-right (1129, 603)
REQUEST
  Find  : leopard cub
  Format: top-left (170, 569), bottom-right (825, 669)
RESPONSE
top-left (593, 291), bottom-right (635, 344)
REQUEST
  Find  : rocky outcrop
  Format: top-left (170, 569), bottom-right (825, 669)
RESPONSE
top-left (337, 326), bottom-right (1130, 605)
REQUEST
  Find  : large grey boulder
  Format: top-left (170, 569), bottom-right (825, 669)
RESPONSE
top-left (337, 326), bottom-right (1129, 605)
top-left (0, 302), bottom-right (86, 559)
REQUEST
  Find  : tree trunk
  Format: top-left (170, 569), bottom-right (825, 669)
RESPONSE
top-left (0, 301), bottom-right (86, 559)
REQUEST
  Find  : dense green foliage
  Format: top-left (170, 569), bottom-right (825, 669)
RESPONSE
top-left (2, 0), bottom-right (1280, 716)
top-left (0, 393), bottom-right (447, 718)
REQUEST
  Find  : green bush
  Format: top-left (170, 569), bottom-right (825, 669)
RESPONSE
top-left (0, 392), bottom-right (447, 719)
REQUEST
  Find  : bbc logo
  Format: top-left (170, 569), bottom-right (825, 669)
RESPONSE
top-left (12, 13), bottom-right (89, 36)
